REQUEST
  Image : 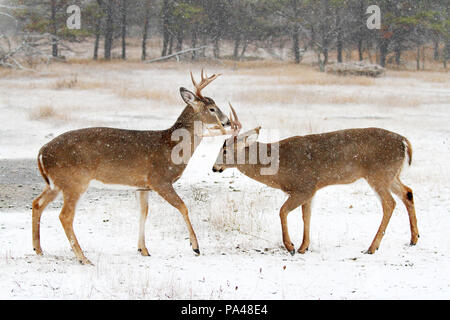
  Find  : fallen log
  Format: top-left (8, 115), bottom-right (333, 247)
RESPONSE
top-left (325, 61), bottom-right (385, 77)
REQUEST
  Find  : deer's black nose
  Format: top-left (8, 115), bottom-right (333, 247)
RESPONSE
top-left (212, 167), bottom-right (217, 172)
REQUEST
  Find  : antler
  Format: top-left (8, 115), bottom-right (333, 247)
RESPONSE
top-left (228, 102), bottom-right (242, 137)
top-left (190, 69), bottom-right (221, 98)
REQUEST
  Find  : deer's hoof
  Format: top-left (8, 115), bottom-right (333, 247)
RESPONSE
top-left (193, 248), bottom-right (200, 255)
top-left (138, 248), bottom-right (151, 256)
top-left (410, 235), bottom-right (419, 246)
top-left (78, 258), bottom-right (93, 265)
top-left (298, 247), bottom-right (308, 254)
top-left (289, 249), bottom-right (295, 256)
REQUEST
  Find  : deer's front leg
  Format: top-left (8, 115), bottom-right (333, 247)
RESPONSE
top-left (298, 199), bottom-right (312, 254)
top-left (137, 190), bottom-right (150, 256)
top-left (59, 191), bottom-right (91, 265)
top-left (153, 183), bottom-right (200, 255)
top-left (280, 193), bottom-right (313, 256)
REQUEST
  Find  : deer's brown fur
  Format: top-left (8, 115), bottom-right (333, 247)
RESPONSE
top-left (33, 72), bottom-right (231, 264)
top-left (213, 127), bottom-right (419, 255)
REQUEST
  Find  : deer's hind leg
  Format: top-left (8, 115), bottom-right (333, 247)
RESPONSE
top-left (298, 199), bottom-right (312, 254)
top-left (59, 184), bottom-right (91, 265)
top-left (390, 177), bottom-right (419, 245)
top-left (366, 177), bottom-right (396, 254)
top-left (137, 190), bottom-right (151, 256)
top-left (32, 186), bottom-right (59, 255)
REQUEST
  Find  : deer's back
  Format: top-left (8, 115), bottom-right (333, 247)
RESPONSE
top-left (39, 127), bottom-right (177, 188)
top-left (277, 128), bottom-right (408, 192)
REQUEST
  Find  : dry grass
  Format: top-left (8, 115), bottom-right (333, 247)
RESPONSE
top-left (0, 67), bottom-right (38, 79)
top-left (117, 86), bottom-right (179, 104)
top-left (235, 87), bottom-right (425, 107)
top-left (49, 72), bottom-right (179, 105)
top-left (387, 69), bottom-right (450, 83)
top-left (207, 193), bottom-right (267, 236)
top-left (29, 105), bottom-right (70, 122)
top-left (0, 68), bottom-right (15, 78)
top-left (235, 63), bottom-right (376, 86)
top-left (51, 76), bottom-right (107, 91)
top-left (53, 74), bottom-right (78, 89)
top-left (2, 47), bottom-right (446, 114)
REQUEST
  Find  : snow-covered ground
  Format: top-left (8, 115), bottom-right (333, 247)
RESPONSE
top-left (0, 63), bottom-right (449, 299)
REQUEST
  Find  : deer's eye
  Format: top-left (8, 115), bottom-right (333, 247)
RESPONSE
top-left (223, 149), bottom-right (227, 155)
top-left (209, 108), bottom-right (215, 112)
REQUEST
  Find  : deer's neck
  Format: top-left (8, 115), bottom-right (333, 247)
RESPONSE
top-left (236, 142), bottom-right (281, 189)
top-left (167, 105), bottom-right (203, 154)
top-left (170, 105), bottom-right (199, 132)
top-left (236, 144), bottom-right (264, 180)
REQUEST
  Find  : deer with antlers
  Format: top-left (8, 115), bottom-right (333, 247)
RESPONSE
top-left (32, 70), bottom-right (238, 264)
top-left (212, 114), bottom-right (419, 255)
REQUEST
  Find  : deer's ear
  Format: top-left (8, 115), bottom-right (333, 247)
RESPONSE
top-left (180, 87), bottom-right (201, 112)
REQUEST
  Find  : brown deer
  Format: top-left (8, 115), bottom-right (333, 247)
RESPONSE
top-left (212, 120), bottom-right (419, 255)
top-left (32, 70), bottom-right (235, 264)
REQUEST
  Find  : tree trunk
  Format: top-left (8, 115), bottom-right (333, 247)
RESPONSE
top-left (94, 0), bottom-right (103, 60)
top-left (50, 0), bottom-right (58, 57)
top-left (233, 34), bottom-right (241, 61)
top-left (121, 0), bottom-right (127, 60)
top-left (395, 42), bottom-right (402, 66)
top-left (357, 0), bottom-right (364, 61)
top-left (168, 35), bottom-right (173, 55)
top-left (176, 33), bottom-right (183, 52)
top-left (416, 46), bottom-right (420, 70)
top-left (200, 35), bottom-right (207, 57)
top-left (162, 32), bottom-right (169, 57)
top-left (317, 52), bottom-right (325, 72)
top-left (240, 40), bottom-right (248, 60)
top-left (93, 20), bottom-right (101, 60)
top-left (358, 38), bottom-right (363, 61)
top-left (336, 36), bottom-right (343, 63)
top-left (434, 38), bottom-right (439, 61)
top-left (213, 37), bottom-right (220, 59)
top-left (336, 7), bottom-right (342, 63)
top-left (309, 25), bottom-right (315, 53)
top-left (104, 2), bottom-right (114, 60)
top-left (379, 40), bottom-right (388, 67)
top-left (293, 25), bottom-right (300, 64)
top-left (422, 46), bottom-right (425, 70)
top-left (141, 0), bottom-right (151, 61)
top-left (367, 40), bottom-right (373, 63)
top-left (444, 39), bottom-right (449, 69)
top-left (161, 0), bottom-right (170, 57)
top-left (191, 29), bottom-right (197, 60)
